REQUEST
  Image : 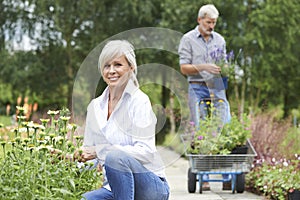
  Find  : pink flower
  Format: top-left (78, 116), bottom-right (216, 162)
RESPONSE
top-left (189, 121), bottom-right (195, 126)
top-left (197, 135), bottom-right (204, 140)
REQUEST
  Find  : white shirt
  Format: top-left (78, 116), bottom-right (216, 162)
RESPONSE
top-left (83, 79), bottom-right (166, 189)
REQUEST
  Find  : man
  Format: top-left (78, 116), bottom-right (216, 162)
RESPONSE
top-left (178, 4), bottom-right (231, 190)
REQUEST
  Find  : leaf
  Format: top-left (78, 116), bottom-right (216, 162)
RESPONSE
top-left (36, 184), bottom-right (52, 195)
top-left (51, 188), bottom-right (74, 196)
top-left (69, 178), bottom-right (76, 191)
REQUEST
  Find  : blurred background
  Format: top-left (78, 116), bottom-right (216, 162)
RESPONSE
top-left (0, 0), bottom-right (300, 157)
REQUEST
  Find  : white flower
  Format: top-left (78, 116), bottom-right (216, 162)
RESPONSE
top-left (47, 110), bottom-right (59, 115)
top-left (67, 124), bottom-right (73, 130)
top-left (60, 116), bottom-right (71, 121)
top-left (27, 121), bottom-right (35, 128)
top-left (263, 185), bottom-right (267, 190)
top-left (18, 127), bottom-right (34, 133)
top-left (44, 136), bottom-right (51, 141)
top-left (53, 136), bottom-right (65, 142)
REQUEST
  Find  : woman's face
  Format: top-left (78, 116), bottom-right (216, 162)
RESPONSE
top-left (102, 55), bottom-right (133, 87)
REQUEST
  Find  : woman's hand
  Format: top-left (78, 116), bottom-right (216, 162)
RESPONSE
top-left (50, 148), bottom-right (73, 162)
top-left (74, 146), bottom-right (97, 162)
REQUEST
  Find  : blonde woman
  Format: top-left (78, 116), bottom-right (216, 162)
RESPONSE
top-left (78, 40), bottom-right (169, 200)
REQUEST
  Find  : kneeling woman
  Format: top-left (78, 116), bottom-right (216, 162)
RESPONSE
top-left (78, 40), bottom-right (170, 200)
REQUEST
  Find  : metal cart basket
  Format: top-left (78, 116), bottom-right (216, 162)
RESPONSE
top-left (180, 134), bottom-right (257, 194)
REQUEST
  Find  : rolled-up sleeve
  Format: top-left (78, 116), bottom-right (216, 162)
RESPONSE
top-left (178, 35), bottom-right (192, 65)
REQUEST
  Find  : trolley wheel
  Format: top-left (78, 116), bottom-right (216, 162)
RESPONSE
top-left (236, 173), bottom-right (245, 193)
top-left (188, 168), bottom-right (196, 193)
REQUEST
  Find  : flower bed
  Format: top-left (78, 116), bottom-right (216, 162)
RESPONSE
top-left (0, 107), bottom-right (102, 199)
top-left (246, 155), bottom-right (300, 200)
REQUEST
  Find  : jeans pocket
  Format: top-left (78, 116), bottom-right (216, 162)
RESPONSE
top-left (159, 181), bottom-right (170, 200)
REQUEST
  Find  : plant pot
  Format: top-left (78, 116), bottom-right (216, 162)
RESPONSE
top-left (231, 145), bottom-right (248, 154)
top-left (213, 76), bottom-right (228, 90)
top-left (288, 190), bottom-right (300, 200)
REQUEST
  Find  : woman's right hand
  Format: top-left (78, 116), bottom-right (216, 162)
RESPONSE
top-left (74, 147), bottom-right (97, 162)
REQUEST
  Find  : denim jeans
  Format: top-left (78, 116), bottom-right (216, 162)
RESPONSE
top-left (188, 83), bottom-right (231, 180)
top-left (82, 150), bottom-right (169, 200)
top-left (188, 83), bottom-right (231, 129)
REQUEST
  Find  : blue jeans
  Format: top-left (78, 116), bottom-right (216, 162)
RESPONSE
top-left (82, 150), bottom-right (169, 200)
top-left (188, 83), bottom-right (231, 129)
top-left (188, 83), bottom-right (231, 180)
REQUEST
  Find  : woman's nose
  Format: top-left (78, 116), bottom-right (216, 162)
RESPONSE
top-left (108, 65), bottom-right (116, 73)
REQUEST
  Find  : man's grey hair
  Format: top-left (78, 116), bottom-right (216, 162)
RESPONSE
top-left (198, 4), bottom-right (219, 19)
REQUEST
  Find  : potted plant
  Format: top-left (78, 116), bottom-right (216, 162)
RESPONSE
top-left (220, 113), bottom-right (252, 154)
top-left (187, 104), bottom-right (252, 155)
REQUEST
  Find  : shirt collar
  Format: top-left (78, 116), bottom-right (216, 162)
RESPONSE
top-left (123, 78), bottom-right (139, 96)
top-left (101, 78), bottom-right (138, 101)
top-left (195, 25), bottom-right (214, 39)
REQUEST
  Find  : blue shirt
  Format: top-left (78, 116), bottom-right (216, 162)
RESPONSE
top-left (178, 26), bottom-right (226, 82)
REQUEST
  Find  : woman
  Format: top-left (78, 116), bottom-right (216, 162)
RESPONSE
top-left (78, 40), bottom-right (169, 200)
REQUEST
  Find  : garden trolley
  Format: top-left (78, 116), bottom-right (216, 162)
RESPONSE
top-left (180, 134), bottom-right (257, 194)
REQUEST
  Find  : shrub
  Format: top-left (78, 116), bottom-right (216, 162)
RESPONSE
top-left (247, 110), bottom-right (300, 199)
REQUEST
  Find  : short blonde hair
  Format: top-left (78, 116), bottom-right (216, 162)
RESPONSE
top-left (98, 40), bottom-right (137, 75)
top-left (198, 4), bottom-right (219, 19)
top-left (98, 40), bottom-right (139, 86)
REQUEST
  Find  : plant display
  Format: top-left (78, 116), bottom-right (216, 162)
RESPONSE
top-left (246, 155), bottom-right (300, 200)
top-left (187, 100), bottom-right (251, 155)
top-left (0, 107), bottom-right (102, 199)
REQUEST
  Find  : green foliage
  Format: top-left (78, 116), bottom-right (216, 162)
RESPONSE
top-left (221, 113), bottom-right (252, 148)
top-left (1, 0), bottom-right (300, 117)
top-left (279, 127), bottom-right (300, 156)
top-left (0, 107), bottom-right (102, 199)
top-left (0, 115), bottom-right (11, 126)
top-left (187, 101), bottom-right (251, 155)
top-left (246, 156), bottom-right (300, 200)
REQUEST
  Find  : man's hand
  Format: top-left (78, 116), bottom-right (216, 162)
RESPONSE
top-left (203, 64), bottom-right (221, 74)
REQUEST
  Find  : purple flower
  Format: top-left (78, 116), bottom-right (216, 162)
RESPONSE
top-left (226, 50), bottom-right (234, 61)
top-left (211, 131), bottom-right (217, 137)
top-left (191, 131), bottom-right (195, 137)
top-left (197, 135), bottom-right (204, 140)
top-left (210, 47), bottom-right (224, 63)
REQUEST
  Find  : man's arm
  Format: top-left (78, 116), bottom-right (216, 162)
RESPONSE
top-left (180, 63), bottom-right (221, 76)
